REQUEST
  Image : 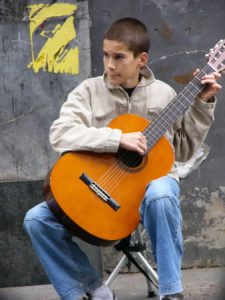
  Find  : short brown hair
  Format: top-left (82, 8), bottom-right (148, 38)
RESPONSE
top-left (104, 18), bottom-right (150, 57)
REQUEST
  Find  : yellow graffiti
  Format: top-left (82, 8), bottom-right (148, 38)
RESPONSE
top-left (27, 3), bottom-right (79, 75)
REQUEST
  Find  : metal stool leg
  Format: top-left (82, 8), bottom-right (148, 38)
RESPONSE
top-left (105, 254), bottom-right (128, 287)
top-left (104, 228), bottom-right (159, 298)
top-left (134, 226), bottom-right (158, 296)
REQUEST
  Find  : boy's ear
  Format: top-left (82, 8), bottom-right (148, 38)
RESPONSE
top-left (138, 52), bottom-right (148, 67)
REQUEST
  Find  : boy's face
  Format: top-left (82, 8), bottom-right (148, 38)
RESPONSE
top-left (103, 39), bottom-right (148, 88)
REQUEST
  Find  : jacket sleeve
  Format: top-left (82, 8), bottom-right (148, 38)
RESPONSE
top-left (49, 81), bottom-right (122, 154)
top-left (172, 97), bottom-right (216, 162)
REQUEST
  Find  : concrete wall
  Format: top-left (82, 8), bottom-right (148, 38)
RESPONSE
top-left (0, 0), bottom-right (225, 288)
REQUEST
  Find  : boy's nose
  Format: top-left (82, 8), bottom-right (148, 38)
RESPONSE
top-left (107, 58), bottom-right (116, 69)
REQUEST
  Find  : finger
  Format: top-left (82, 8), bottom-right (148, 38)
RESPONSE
top-left (139, 132), bottom-right (146, 138)
top-left (200, 83), bottom-right (222, 100)
top-left (137, 132), bottom-right (147, 143)
top-left (193, 68), bottom-right (200, 76)
top-left (201, 72), bottom-right (221, 82)
top-left (136, 138), bottom-right (147, 155)
top-left (212, 83), bottom-right (222, 91)
top-left (201, 79), bottom-right (221, 86)
top-left (213, 72), bottom-right (221, 80)
top-left (136, 146), bottom-right (147, 156)
top-left (193, 69), bottom-right (199, 77)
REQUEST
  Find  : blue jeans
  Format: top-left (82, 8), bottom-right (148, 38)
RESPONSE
top-left (140, 176), bottom-right (183, 295)
top-left (24, 175), bottom-right (183, 299)
top-left (23, 202), bottom-right (102, 300)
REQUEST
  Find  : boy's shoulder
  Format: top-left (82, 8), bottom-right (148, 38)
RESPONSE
top-left (151, 78), bottom-right (176, 97)
top-left (141, 65), bottom-right (176, 96)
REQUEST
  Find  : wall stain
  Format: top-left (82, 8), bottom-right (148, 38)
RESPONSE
top-left (160, 22), bottom-right (173, 42)
top-left (173, 70), bottom-right (194, 84)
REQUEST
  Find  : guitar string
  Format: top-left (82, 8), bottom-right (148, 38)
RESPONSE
top-left (96, 64), bottom-right (212, 193)
top-left (95, 64), bottom-right (213, 194)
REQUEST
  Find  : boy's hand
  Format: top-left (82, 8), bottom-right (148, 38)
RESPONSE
top-left (120, 132), bottom-right (147, 155)
top-left (195, 69), bottom-right (222, 102)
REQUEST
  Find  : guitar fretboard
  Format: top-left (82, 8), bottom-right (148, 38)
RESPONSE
top-left (143, 63), bottom-right (215, 150)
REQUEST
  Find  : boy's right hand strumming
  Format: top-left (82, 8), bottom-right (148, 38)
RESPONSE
top-left (120, 132), bottom-right (147, 155)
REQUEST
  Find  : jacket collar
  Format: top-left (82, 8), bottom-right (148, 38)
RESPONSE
top-left (103, 65), bottom-right (155, 89)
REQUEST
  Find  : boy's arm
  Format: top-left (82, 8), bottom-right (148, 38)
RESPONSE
top-left (173, 71), bottom-right (221, 162)
top-left (49, 82), bottom-right (122, 154)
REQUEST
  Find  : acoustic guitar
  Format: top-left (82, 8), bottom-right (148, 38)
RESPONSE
top-left (46, 40), bottom-right (225, 246)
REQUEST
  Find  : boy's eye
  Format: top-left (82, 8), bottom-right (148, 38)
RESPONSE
top-left (103, 52), bottom-right (126, 60)
top-left (115, 54), bottom-right (125, 60)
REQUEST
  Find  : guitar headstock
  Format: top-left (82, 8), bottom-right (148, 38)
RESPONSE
top-left (207, 39), bottom-right (225, 74)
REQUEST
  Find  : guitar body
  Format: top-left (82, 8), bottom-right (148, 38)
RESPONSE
top-left (49, 113), bottom-right (174, 246)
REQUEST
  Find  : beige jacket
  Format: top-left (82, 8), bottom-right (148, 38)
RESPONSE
top-left (49, 66), bottom-right (216, 180)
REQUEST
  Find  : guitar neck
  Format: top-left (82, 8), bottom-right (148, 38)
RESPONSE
top-left (144, 63), bottom-right (215, 150)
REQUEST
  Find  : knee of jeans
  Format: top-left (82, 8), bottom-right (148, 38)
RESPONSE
top-left (146, 194), bottom-right (172, 213)
top-left (145, 187), bottom-right (171, 206)
top-left (145, 177), bottom-right (179, 204)
top-left (23, 205), bottom-right (44, 235)
top-left (144, 189), bottom-right (180, 217)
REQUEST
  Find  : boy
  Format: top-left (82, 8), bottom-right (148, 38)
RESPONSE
top-left (24, 18), bottom-right (221, 300)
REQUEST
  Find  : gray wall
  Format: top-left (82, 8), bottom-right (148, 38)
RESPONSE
top-left (0, 0), bottom-right (225, 288)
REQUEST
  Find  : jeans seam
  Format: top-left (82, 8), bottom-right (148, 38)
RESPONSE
top-left (62, 236), bottom-right (101, 296)
top-left (144, 195), bottom-right (182, 262)
top-left (24, 216), bottom-right (65, 229)
top-left (160, 280), bottom-right (182, 287)
top-left (60, 285), bottom-right (82, 300)
top-left (146, 194), bottom-right (172, 204)
top-left (171, 198), bottom-right (182, 247)
top-left (65, 236), bottom-right (93, 282)
top-left (160, 279), bottom-right (183, 295)
top-left (173, 216), bottom-right (182, 246)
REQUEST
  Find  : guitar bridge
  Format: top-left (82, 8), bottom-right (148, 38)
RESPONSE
top-left (79, 173), bottom-right (121, 211)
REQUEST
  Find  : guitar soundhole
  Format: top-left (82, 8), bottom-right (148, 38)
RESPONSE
top-left (117, 148), bottom-right (144, 168)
